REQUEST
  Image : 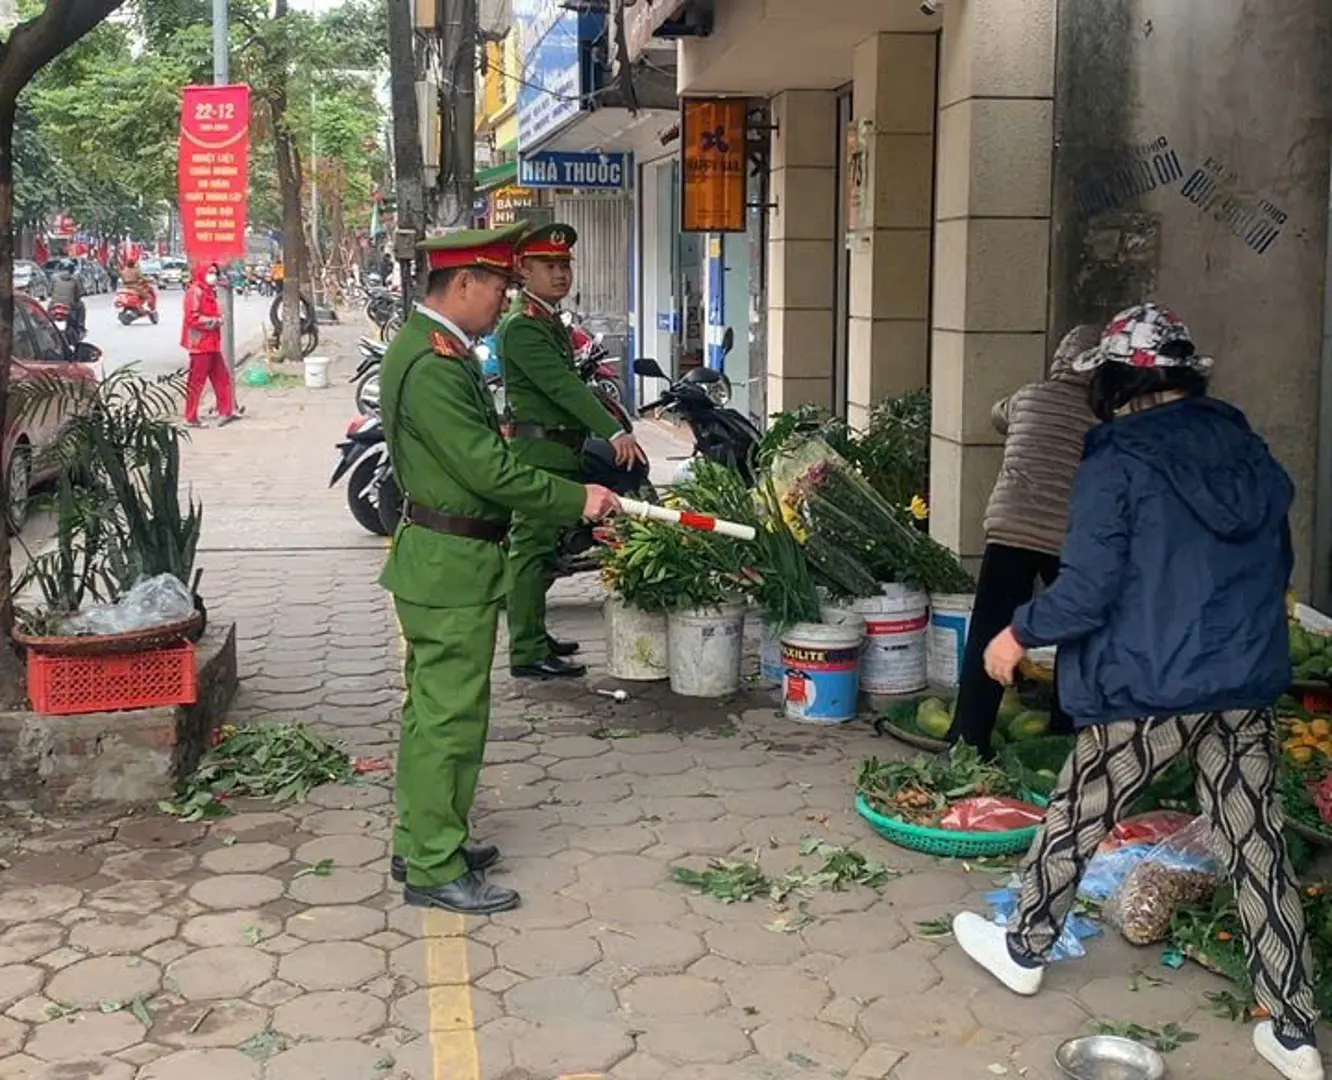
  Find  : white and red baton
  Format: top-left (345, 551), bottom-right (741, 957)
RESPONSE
top-left (618, 497), bottom-right (757, 542)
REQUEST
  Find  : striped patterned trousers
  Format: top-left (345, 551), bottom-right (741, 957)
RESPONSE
top-left (1011, 708), bottom-right (1319, 1041)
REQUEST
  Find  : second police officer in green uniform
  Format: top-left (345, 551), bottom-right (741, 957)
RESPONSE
top-left (498, 223), bottom-right (648, 678)
top-left (379, 224), bottom-right (620, 914)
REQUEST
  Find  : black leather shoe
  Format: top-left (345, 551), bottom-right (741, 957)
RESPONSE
top-left (390, 844), bottom-right (499, 883)
top-left (511, 656), bottom-right (587, 679)
top-left (546, 635), bottom-right (580, 657)
top-left (404, 870), bottom-right (520, 914)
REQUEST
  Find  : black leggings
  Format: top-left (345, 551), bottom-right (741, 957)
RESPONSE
top-left (947, 542), bottom-right (1072, 755)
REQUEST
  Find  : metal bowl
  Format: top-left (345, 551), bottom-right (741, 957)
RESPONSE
top-left (1055, 1035), bottom-right (1167, 1080)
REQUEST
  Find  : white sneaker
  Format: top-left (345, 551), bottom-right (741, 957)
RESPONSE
top-left (1254, 1021), bottom-right (1325, 1080)
top-left (952, 911), bottom-right (1044, 996)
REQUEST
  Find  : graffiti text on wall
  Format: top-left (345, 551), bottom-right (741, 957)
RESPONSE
top-left (1075, 136), bottom-right (1184, 216)
top-left (1179, 157), bottom-right (1287, 256)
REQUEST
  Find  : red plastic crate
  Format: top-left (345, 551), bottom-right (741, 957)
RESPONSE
top-left (28, 642), bottom-right (198, 716)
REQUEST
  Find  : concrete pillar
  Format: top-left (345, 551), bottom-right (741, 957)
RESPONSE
top-left (845, 33), bottom-right (937, 430)
top-left (929, 0), bottom-right (1056, 561)
top-left (767, 90), bottom-right (837, 413)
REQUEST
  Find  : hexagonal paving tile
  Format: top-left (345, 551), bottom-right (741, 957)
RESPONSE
top-left (154, 1000), bottom-right (270, 1048)
top-left (166, 946), bottom-right (276, 1000)
top-left (1075, 975), bottom-right (1198, 1026)
top-left (391, 984), bottom-right (502, 1034)
top-left (599, 925), bottom-right (707, 974)
top-left (720, 964), bottom-right (831, 1020)
top-left (619, 974), bottom-right (725, 1017)
top-left (637, 1018), bottom-right (753, 1064)
top-left (0, 923), bottom-right (64, 966)
top-left (702, 925), bottom-right (802, 966)
top-left (286, 868), bottom-right (382, 905)
top-left (511, 1020), bottom-right (636, 1076)
top-left (87, 880), bottom-right (184, 913)
top-left (503, 975), bottom-right (620, 1023)
top-left (752, 1018), bottom-right (866, 1072)
top-left (188, 875), bottom-right (284, 910)
top-left (827, 949), bottom-right (940, 1002)
top-left (277, 942), bottom-right (385, 990)
top-left (308, 782), bottom-right (391, 809)
top-left (138, 1047), bottom-right (261, 1080)
top-left (25, 1010), bottom-right (146, 1061)
top-left (576, 855), bottom-right (667, 891)
top-left (45, 956), bottom-right (161, 1009)
top-left (181, 911), bottom-right (283, 948)
top-left (490, 895), bottom-right (590, 932)
top-left (13, 1057), bottom-right (135, 1080)
top-left (495, 928), bottom-right (601, 978)
top-left (68, 912), bottom-right (178, 955)
top-left (292, 835), bottom-right (386, 868)
top-left (801, 910), bottom-right (907, 956)
top-left (302, 810), bottom-right (383, 836)
top-left (388, 939), bottom-right (495, 985)
top-left (100, 849), bottom-right (196, 881)
top-left (199, 842), bottom-right (290, 875)
top-left (0, 885), bottom-right (82, 923)
top-left (0, 1014), bottom-right (24, 1056)
top-left (265, 1038), bottom-right (392, 1080)
top-left (285, 905), bottom-right (386, 942)
top-left (272, 989), bottom-right (387, 1039)
top-left (0, 965), bottom-right (44, 1009)
top-left (857, 985), bottom-right (980, 1048)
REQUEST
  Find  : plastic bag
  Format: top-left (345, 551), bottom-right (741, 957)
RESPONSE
top-left (1103, 810), bottom-right (1196, 851)
top-left (939, 797), bottom-right (1045, 833)
top-left (59, 574), bottom-right (195, 636)
top-left (1104, 816), bottom-right (1220, 945)
top-left (986, 885), bottom-right (1102, 961)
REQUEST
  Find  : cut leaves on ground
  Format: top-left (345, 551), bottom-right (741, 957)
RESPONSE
top-left (671, 841), bottom-right (898, 906)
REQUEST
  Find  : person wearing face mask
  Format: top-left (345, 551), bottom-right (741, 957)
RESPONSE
top-left (497, 223), bottom-right (648, 680)
top-left (181, 263), bottom-right (238, 427)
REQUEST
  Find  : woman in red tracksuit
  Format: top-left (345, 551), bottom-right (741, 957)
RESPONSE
top-left (182, 263), bottom-right (238, 426)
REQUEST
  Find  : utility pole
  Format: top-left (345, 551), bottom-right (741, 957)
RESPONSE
top-left (212, 0), bottom-right (235, 370)
top-left (437, 0), bottom-right (476, 231)
top-left (310, 85), bottom-right (319, 306)
top-left (387, 0), bottom-right (426, 307)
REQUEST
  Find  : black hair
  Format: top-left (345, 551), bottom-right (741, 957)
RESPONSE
top-left (1087, 340), bottom-right (1207, 421)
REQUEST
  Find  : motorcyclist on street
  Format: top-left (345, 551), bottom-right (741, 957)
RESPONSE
top-left (120, 258), bottom-right (157, 312)
top-left (49, 258), bottom-right (86, 341)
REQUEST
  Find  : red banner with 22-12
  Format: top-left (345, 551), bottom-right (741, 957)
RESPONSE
top-left (179, 84), bottom-right (251, 265)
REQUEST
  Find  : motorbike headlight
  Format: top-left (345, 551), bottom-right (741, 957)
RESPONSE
top-left (707, 376), bottom-right (732, 407)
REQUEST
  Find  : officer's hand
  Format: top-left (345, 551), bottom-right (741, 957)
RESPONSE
top-left (610, 432), bottom-right (648, 468)
top-left (582, 484), bottom-right (621, 520)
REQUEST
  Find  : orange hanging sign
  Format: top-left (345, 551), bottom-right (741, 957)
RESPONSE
top-left (681, 98), bottom-right (747, 233)
top-left (179, 84), bottom-right (251, 265)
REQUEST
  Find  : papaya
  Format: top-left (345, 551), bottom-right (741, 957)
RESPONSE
top-left (1291, 624), bottom-right (1314, 665)
top-left (916, 697), bottom-right (952, 739)
top-left (1008, 710), bottom-right (1051, 742)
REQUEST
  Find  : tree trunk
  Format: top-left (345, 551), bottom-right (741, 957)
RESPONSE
top-left (387, 0), bottom-right (425, 303)
top-left (271, 0), bottom-right (306, 362)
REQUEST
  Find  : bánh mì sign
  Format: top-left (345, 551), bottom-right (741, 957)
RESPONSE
top-left (681, 98), bottom-right (747, 233)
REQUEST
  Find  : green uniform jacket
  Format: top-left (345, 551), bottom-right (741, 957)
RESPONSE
top-left (498, 294), bottom-right (622, 472)
top-left (378, 308), bottom-right (586, 608)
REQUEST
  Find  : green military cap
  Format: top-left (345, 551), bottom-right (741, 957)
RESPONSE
top-left (514, 222), bottom-right (577, 261)
top-left (420, 222), bottom-right (532, 274)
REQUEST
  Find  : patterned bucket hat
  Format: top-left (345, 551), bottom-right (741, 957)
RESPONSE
top-left (1072, 303), bottom-right (1213, 374)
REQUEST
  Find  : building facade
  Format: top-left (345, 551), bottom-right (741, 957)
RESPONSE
top-left (625, 0), bottom-right (1332, 599)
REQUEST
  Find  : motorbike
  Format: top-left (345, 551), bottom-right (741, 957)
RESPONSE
top-left (47, 301), bottom-right (86, 344)
top-left (353, 337), bottom-right (387, 415)
top-left (114, 289), bottom-right (159, 326)
top-left (634, 328), bottom-right (761, 483)
top-left (329, 413), bottom-right (392, 535)
top-left (365, 287), bottom-right (400, 335)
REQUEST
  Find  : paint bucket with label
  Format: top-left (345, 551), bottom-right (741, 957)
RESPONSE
top-left (928, 592), bottom-right (975, 688)
top-left (667, 603), bottom-right (746, 697)
top-left (781, 621), bottom-right (864, 724)
top-left (858, 585), bottom-right (929, 694)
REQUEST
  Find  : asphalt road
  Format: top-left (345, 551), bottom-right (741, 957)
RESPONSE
top-left (82, 287), bottom-right (272, 377)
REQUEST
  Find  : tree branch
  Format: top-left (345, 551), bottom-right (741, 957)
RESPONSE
top-left (0, 0), bottom-right (128, 104)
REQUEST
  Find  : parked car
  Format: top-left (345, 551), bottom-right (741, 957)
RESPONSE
top-left (139, 257), bottom-right (164, 285)
top-left (4, 293), bottom-right (102, 529)
top-left (14, 260), bottom-right (49, 300)
top-left (159, 257), bottom-right (186, 289)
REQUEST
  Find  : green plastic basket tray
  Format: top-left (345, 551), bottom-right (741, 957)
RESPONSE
top-left (855, 792), bottom-right (1045, 858)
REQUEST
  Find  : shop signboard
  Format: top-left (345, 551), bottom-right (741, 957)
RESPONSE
top-left (490, 184), bottom-right (538, 226)
top-left (681, 98), bottom-right (747, 233)
top-left (519, 151), bottom-right (627, 189)
top-left (514, 0), bottom-right (583, 149)
top-left (179, 84), bottom-right (251, 265)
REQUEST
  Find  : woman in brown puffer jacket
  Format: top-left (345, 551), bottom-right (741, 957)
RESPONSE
top-left (946, 324), bottom-right (1101, 756)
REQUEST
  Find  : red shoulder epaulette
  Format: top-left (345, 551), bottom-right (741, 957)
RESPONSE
top-left (430, 330), bottom-right (468, 358)
top-left (522, 300), bottom-right (554, 323)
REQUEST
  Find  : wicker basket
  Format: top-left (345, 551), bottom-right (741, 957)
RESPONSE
top-left (856, 792), bottom-right (1046, 858)
top-left (14, 612), bottom-right (204, 657)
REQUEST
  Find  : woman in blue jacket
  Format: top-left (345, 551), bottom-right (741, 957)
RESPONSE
top-left (952, 304), bottom-right (1320, 1080)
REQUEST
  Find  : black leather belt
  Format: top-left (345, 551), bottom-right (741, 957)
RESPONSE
top-left (403, 501), bottom-right (509, 544)
top-left (509, 422), bottom-right (583, 450)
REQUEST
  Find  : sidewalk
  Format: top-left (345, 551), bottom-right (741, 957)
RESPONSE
top-left (0, 317), bottom-right (1297, 1080)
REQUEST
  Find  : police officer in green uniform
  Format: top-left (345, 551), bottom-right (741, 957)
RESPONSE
top-left (380, 224), bottom-right (620, 914)
top-left (499, 223), bottom-right (648, 679)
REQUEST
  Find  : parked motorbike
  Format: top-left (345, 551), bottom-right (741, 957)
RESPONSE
top-left (365, 288), bottom-right (400, 335)
top-left (114, 289), bottom-right (159, 326)
top-left (634, 328), bottom-right (760, 483)
top-left (352, 337), bottom-right (387, 416)
top-left (47, 301), bottom-right (86, 344)
top-left (329, 413), bottom-right (391, 535)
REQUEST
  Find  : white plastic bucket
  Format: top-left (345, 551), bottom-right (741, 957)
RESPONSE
top-left (928, 592), bottom-right (976, 688)
top-left (667, 603), bottom-right (746, 697)
top-left (605, 596), bottom-right (669, 681)
top-left (781, 621), bottom-right (864, 724)
top-left (303, 356), bottom-right (330, 389)
top-left (858, 585), bottom-right (929, 694)
top-left (759, 619), bottom-right (784, 686)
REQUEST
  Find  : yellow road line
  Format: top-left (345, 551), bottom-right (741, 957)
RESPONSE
top-left (423, 909), bottom-right (480, 1080)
